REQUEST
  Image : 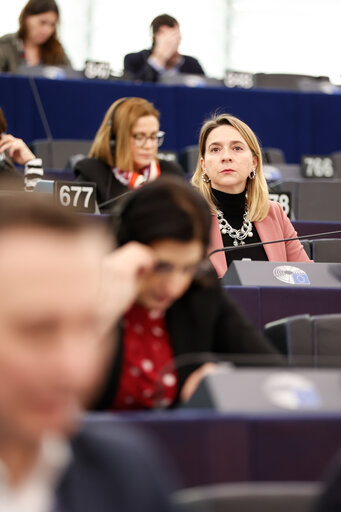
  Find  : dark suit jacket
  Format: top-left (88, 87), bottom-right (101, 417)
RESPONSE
top-left (74, 157), bottom-right (185, 212)
top-left (313, 450), bottom-right (341, 512)
top-left (124, 49), bottom-right (205, 82)
top-left (56, 423), bottom-right (176, 512)
top-left (94, 267), bottom-right (279, 410)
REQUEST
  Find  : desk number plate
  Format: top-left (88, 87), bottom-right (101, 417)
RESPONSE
top-left (54, 182), bottom-right (97, 213)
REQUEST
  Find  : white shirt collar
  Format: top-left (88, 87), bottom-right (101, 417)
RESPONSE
top-left (0, 435), bottom-right (71, 512)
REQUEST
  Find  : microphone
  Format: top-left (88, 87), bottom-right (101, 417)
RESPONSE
top-left (208, 229), bottom-right (341, 257)
top-left (98, 191), bottom-right (132, 210)
top-left (28, 76), bottom-right (54, 168)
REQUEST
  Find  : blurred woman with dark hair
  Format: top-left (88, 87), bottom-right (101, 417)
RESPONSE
top-left (94, 176), bottom-right (278, 411)
top-left (0, 0), bottom-right (70, 73)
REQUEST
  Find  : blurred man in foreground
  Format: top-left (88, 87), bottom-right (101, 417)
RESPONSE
top-left (0, 195), bottom-right (174, 512)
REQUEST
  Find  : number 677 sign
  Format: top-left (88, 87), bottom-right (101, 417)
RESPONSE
top-left (54, 182), bottom-right (97, 213)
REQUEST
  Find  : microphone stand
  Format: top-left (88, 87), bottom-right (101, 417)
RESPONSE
top-left (208, 229), bottom-right (341, 257)
top-left (28, 76), bottom-right (54, 168)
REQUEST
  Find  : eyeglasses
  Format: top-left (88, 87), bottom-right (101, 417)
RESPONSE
top-left (131, 131), bottom-right (165, 148)
top-left (153, 259), bottom-right (206, 277)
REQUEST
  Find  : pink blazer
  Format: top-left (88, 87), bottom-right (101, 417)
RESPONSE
top-left (208, 201), bottom-right (312, 278)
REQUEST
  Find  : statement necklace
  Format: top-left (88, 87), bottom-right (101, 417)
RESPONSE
top-left (217, 207), bottom-right (253, 246)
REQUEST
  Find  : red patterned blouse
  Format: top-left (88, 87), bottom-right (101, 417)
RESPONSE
top-left (112, 303), bottom-right (178, 410)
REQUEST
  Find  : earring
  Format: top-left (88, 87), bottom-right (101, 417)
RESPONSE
top-left (249, 169), bottom-right (256, 180)
top-left (201, 169), bottom-right (211, 183)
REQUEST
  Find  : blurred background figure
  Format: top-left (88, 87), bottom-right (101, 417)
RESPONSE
top-left (74, 97), bottom-right (184, 211)
top-left (0, 194), bottom-right (175, 512)
top-left (191, 113), bottom-right (311, 278)
top-left (0, 106), bottom-right (43, 190)
top-left (0, 0), bottom-right (70, 73)
top-left (123, 14), bottom-right (205, 82)
top-left (93, 176), bottom-right (278, 412)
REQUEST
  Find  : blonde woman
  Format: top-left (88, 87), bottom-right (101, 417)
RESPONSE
top-left (75, 97), bottom-right (184, 211)
top-left (191, 114), bottom-right (310, 277)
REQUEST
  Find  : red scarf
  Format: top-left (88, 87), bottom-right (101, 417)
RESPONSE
top-left (112, 160), bottom-right (161, 189)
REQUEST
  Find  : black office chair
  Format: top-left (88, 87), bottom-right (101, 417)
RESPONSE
top-left (262, 148), bottom-right (286, 164)
top-left (30, 139), bottom-right (92, 169)
top-left (265, 314), bottom-right (341, 367)
top-left (331, 152), bottom-right (341, 179)
top-left (180, 146), bottom-right (199, 177)
top-left (254, 73), bottom-right (331, 92)
top-left (311, 238), bottom-right (341, 263)
top-left (297, 181), bottom-right (341, 221)
top-left (173, 482), bottom-right (320, 512)
top-left (301, 240), bottom-right (312, 259)
top-left (264, 314), bottom-right (313, 366)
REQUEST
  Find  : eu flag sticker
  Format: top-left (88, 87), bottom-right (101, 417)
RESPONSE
top-left (293, 272), bottom-right (310, 285)
top-left (273, 265), bottom-right (311, 285)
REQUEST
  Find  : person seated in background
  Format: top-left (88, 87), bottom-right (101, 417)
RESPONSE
top-left (0, 0), bottom-right (70, 73)
top-left (123, 14), bottom-right (205, 82)
top-left (0, 106), bottom-right (43, 190)
top-left (0, 194), bottom-right (175, 512)
top-left (191, 113), bottom-right (311, 278)
top-left (74, 97), bottom-right (184, 212)
top-left (93, 176), bottom-right (279, 412)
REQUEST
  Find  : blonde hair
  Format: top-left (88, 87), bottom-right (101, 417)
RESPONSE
top-left (191, 113), bottom-right (269, 222)
top-left (89, 97), bottom-right (160, 171)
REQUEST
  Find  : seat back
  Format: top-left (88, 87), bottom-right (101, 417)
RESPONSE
top-left (265, 315), bottom-right (314, 366)
top-left (311, 238), bottom-right (341, 263)
top-left (265, 313), bottom-right (341, 367)
top-left (262, 147), bottom-right (286, 164)
top-left (180, 146), bottom-right (199, 177)
top-left (312, 314), bottom-right (341, 365)
top-left (331, 151), bottom-right (341, 178)
top-left (297, 181), bottom-right (341, 221)
top-left (301, 240), bottom-right (312, 259)
top-left (30, 139), bottom-right (92, 169)
top-left (270, 180), bottom-right (341, 221)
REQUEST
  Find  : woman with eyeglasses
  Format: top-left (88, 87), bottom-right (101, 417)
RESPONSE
top-left (93, 176), bottom-right (279, 411)
top-left (74, 97), bottom-right (184, 212)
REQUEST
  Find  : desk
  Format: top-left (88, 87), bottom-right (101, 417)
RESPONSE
top-left (226, 286), bottom-right (341, 331)
top-left (2, 74), bottom-right (341, 163)
top-left (85, 411), bottom-right (341, 488)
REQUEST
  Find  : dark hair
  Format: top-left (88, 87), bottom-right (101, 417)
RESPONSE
top-left (18, 0), bottom-right (65, 65)
top-left (150, 14), bottom-right (178, 45)
top-left (0, 108), bottom-right (7, 133)
top-left (115, 176), bottom-right (211, 250)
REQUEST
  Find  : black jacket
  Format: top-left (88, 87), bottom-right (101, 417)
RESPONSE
top-left (124, 49), bottom-right (205, 82)
top-left (94, 267), bottom-right (279, 410)
top-left (56, 424), bottom-right (175, 512)
top-left (74, 157), bottom-right (185, 212)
